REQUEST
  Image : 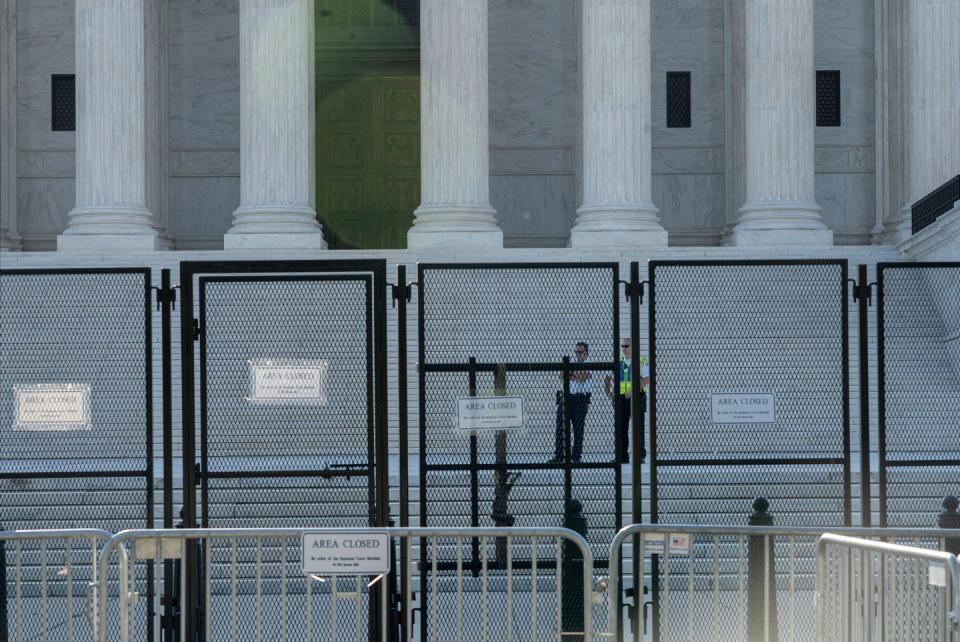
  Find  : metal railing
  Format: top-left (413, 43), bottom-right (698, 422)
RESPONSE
top-left (605, 524), bottom-right (960, 642)
top-left (912, 174), bottom-right (960, 234)
top-left (816, 533), bottom-right (960, 642)
top-left (1, 529), bottom-right (111, 642)
top-left (96, 526), bottom-right (597, 642)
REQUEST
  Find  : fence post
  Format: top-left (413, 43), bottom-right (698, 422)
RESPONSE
top-left (562, 499), bottom-right (588, 642)
top-left (1, 522), bottom-right (7, 638)
top-left (747, 497), bottom-right (778, 642)
top-left (939, 495), bottom-right (960, 555)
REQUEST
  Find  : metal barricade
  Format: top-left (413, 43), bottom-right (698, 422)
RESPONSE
top-left (97, 526), bottom-right (597, 642)
top-left (605, 524), bottom-right (960, 642)
top-left (816, 533), bottom-right (960, 642)
top-left (1, 529), bottom-right (111, 642)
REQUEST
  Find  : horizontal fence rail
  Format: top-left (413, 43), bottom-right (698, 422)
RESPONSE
top-left (816, 533), bottom-right (960, 642)
top-left (1, 529), bottom-right (111, 642)
top-left (96, 526), bottom-right (596, 642)
top-left (605, 524), bottom-right (960, 642)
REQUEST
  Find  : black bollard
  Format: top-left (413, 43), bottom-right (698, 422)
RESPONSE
top-left (938, 495), bottom-right (960, 556)
top-left (562, 499), bottom-right (588, 642)
top-left (746, 498), bottom-right (778, 642)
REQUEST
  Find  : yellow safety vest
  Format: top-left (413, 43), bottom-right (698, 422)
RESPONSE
top-left (619, 356), bottom-right (648, 394)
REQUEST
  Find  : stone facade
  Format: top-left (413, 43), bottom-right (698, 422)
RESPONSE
top-left (0, 0), bottom-right (955, 251)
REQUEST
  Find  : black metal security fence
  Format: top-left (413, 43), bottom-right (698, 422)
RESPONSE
top-left (0, 268), bottom-right (155, 641)
top-left (414, 263), bottom-right (627, 639)
top-left (3, 258), bottom-right (960, 640)
top-left (177, 260), bottom-right (391, 639)
top-left (648, 260), bottom-right (852, 527)
top-left (877, 262), bottom-right (960, 527)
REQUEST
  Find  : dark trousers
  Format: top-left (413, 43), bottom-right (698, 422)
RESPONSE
top-left (617, 392), bottom-right (646, 461)
top-left (554, 392), bottom-right (590, 461)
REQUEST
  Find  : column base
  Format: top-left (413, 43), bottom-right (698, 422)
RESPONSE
top-left (732, 201), bottom-right (833, 246)
top-left (225, 205), bottom-right (327, 250)
top-left (407, 204), bottom-right (503, 249)
top-left (871, 206), bottom-right (912, 245)
top-left (58, 205), bottom-right (161, 251)
top-left (569, 203), bottom-right (668, 247)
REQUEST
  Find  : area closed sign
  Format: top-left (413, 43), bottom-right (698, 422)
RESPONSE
top-left (711, 393), bottom-right (776, 424)
top-left (456, 396), bottom-right (524, 432)
top-left (302, 531), bottom-right (390, 576)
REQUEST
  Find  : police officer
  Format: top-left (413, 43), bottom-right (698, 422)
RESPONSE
top-left (604, 338), bottom-right (648, 464)
top-left (548, 342), bottom-right (592, 463)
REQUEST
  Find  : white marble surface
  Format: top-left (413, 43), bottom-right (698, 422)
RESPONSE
top-left (226, 0), bottom-right (325, 249)
top-left (491, 175), bottom-right (576, 247)
top-left (904, 0), bottom-right (960, 208)
top-left (572, 0), bottom-right (667, 247)
top-left (59, 0), bottom-right (159, 250)
top-left (1, 0), bottom-right (20, 249)
top-left (167, 176), bottom-right (238, 245)
top-left (409, 0), bottom-right (502, 249)
top-left (733, 0), bottom-right (832, 246)
top-left (167, 0), bottom-right (240, 150)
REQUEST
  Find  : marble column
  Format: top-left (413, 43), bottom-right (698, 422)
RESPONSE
top-left (899, 0), bottom-right (960, 229)
top-left (0, 0), bottom-right (20, 251)
top-left (225, 0), bottom-right (325, 250)
top-left (58, 0), bottom-right (160, 252)
top-left (570, 0), bottom-right (667, 248)
top-left (408, 0), bottom-right (503, 249)
top-left (731, 0), bottom-right (832, 246)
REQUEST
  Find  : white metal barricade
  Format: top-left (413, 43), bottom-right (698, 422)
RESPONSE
top-left (604, 524), bottom-right (960, 642)
top-left (97, 526), bottom-right (598, 642)
top-left (1, 529), bottom-right (111, 642)
top-left (816, 533), bottom-right (960, 642)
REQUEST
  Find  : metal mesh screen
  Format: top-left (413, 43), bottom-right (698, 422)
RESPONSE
top-left (418, 263), bottom-right (620, 545)
top-left (197, 275), bottom-right (375, 527)
top-left (650, 261), bottom-right (850, 526)
top-left (878, 264), bottom-right (960, 526)
top-left (0, 269), bottom-right (151, 530)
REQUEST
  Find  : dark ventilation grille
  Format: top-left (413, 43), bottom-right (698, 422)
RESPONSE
top-left (51, 74), bottom-right (76, 132)
top-left (816, 70), bottom-right (841, 127)
top-left (666, 71), bottom-right (692, 129)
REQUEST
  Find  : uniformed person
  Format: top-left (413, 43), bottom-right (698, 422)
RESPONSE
top-left (603, 338), bottom-right (648, 464)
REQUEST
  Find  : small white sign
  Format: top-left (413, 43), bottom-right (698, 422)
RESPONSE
top-left (248, 360), bottom-right (328, 405)
top-left (711, 393), bottom-right (776, 424)
top-left (929, 562), bottom-right (947, 588)
top-left (12, 384), bottom-right (92, 431)
top-left (644, 534), bottom-right (666, 556)
top-left (302, 531), bottom-right (390, 576)
top-left (668, 534), bottom-right (692, 556)
top-left (456, 396), bottom-right (524, 433)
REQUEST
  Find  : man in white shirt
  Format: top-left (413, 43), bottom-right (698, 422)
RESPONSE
top-left (548, 342), bottom-right (592, 463)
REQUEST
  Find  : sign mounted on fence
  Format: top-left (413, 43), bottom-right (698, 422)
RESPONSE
top-left (247, 359), bottom-right (329, 405)
top-left (456, 396), bottom-right (524, 432)
top-left (710, 393), bottom-right (776, 424)
top-left (302, 530), bottom-right (391, 576)
top-left (12, 384), bottom-right (92, 431)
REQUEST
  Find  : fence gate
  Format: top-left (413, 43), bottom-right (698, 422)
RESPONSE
top-left (647, 260), bottom-right (852, 640)
top-left (0, 268), bottom-right (155, 641)
top-left (179, 260), bottom-right (390, 639)
top-left (415, 262), bottom-right (623, 640)
top-left (877, 262), bottom-right (960, 527)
